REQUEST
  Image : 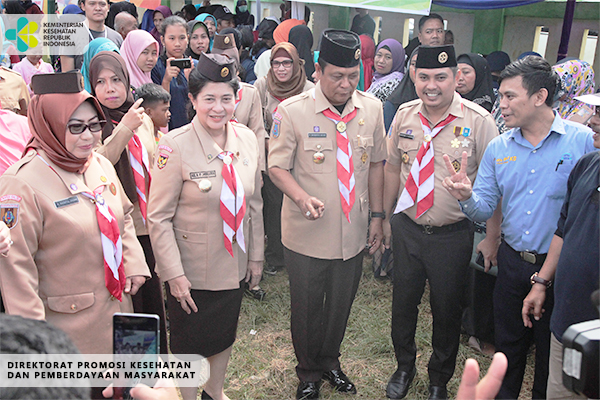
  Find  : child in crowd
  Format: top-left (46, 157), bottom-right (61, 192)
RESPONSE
top-left (135, 83), bottom-right (171, 141)
top-left (11, 54), bottom-right (54, 95)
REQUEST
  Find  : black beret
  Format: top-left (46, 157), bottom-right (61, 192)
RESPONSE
top-left (196, 53), bottom-right (235, 82)
top-left (416, 45), bottom-right (457, 69)
top-left (31, 71), bottom-right (85, 95)
top-left (318, 29), bottom-right (361, 68)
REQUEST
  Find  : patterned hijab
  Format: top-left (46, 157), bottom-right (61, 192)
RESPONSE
top-left (553, 59), bottom-right (595, 119)
top-left (266, 42), bottom-right (307, 100)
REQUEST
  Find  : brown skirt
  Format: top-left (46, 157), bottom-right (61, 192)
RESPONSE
top-left (166, 281), bottom-right (244, 358)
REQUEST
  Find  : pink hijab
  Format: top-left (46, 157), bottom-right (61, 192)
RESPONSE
top-left (120, 30), bottom-right (159, 89)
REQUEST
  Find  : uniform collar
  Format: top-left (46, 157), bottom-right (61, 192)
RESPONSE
top-left (38, 151), bottom-right (109, 195)
top-left (313, 82), bottom-right (364, 118)
top-left (506, 111), bottom-right (566, 143)
top-left (416, 92), bottom-right (465, 126)
top-left (192, 118), bottom-right (241, 164)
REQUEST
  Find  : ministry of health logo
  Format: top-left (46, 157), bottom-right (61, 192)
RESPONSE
top-left (5, 17), bottom-right (39, 52)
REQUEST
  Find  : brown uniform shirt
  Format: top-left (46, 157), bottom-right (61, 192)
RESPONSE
top-left (233, 82), bottom-right (267, 171)
top-left (0, 150), bottom-right (149, 354)
top-left (95, 113), bottom-right (157, 236)
top-left (388, 92), bottom-right (498, 226)
top-left (268, 83), bottom-right (387, 260)
top-left (0, 66), bottom-right (30, 114)
top-left (147, 119), bottom-right (264, 291)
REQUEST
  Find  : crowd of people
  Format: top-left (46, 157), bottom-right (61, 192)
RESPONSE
top-left (0, 2), bottom-right (599, 400)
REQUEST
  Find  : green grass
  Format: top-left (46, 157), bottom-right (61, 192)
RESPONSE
top-left (218, 255), bottom-right (534, 399)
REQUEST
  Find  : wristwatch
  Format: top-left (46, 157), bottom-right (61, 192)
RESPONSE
top-left (371, 211), bottom-right (386, 219)
top-left (530, 272), bottom-right (552, 288)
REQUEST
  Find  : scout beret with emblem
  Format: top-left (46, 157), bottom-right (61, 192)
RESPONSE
top-left (31, 71), bottom-right (85, 95)
top-left (196, 53), bottom-right (235, 82)
top-left (318, 29), bottom-right (361, 68)
top-left (416, 45), bottom-right (457, 69)
top-left (212, 33), bottom-right (240, 65)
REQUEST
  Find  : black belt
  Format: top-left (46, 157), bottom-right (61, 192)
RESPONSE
top-left (505, 242), bottom-right (547, 266)
top-left (399, 213), bottom-right (471, 235)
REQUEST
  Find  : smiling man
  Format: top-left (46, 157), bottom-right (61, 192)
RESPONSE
top-left (269, 29), bottom-right (386, 400)
top-left (441, 56), bottom-right (595, 399)
top-left (382, 45), bottom-right (498, 400)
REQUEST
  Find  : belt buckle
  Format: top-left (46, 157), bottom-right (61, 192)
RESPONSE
top-left (423, 225), bottom-right (434, 235)
top-left (520, 251), bottom-right (536, 264)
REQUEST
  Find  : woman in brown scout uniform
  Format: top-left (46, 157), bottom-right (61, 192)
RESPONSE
top-left (253, 42), bottom-right (314, 275)
top-left (148, 53), bottom-right (264, 400)
top-left (0, 72), bottom-right (150, 356)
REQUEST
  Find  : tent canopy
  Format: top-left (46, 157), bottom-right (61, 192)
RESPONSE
top-left (431, 0), bottom-right (546, 9)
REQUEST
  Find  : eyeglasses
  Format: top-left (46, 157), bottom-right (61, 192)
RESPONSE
top-left (271, 60), bottom-right (293, 69)
top-left (66, 120), bottom-right (106, 134)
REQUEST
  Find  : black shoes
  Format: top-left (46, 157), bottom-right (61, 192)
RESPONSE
top-left (244, 281), bottom-right (266, 300)
top-left (322, 369), bottom-right (357, 394)
top-left (428, 385), bottom-right (447, 399)
top-left (296, 381), bottom-right (320, 399)
top-left (386, 366), bottom-right (416, 399)
top-left (200, 390), bottom-right (213, 399)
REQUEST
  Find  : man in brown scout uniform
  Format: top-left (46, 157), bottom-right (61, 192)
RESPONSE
top-left (382, 45), bottom-right (498, 400)
top-left (268, 29), bottom-right (386, 400)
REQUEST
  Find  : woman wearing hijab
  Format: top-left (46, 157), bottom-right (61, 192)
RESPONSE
top-left (89, 51), bottom-right (168, 355)
top-left (148, 53), bottom-right (263, 400)
top-left (186, 20), bottom-right (210, 60)
top-left (140, 9), bottom-right (155, 32)
top-left (82, 38), bottom-right (120, 93)
top-left (234, 0), bottom-right (254, 27)
top-left (120, 29), bottom-right (159, 89)
top-left (359, 34), bottom-right (375, 91)
top-left (553, 59), bottom-right (595, 120)
top-left (384, 46), bottom-right (419, 132)
top-left (0, 71), bottom-right (149, 358)
top-left (456, 53), bottom-right (496, 113)
top-left (254, 43), bottom-right (314, 276)
top-left (366, 38), bottom-right (405, 103)
top-left (195, 13), bottom-right (217, 51)
top-left (289, 24), bottom-right (315, 83)
top-left (150, 5), bottom-right (173, 52)
top-left (273, 18), bottom-right (304, 44)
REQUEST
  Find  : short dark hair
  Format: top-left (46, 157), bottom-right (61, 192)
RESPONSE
top-left (187, 68), bottom-right (239, 120)
top-left (418, 13), bottom-right (444, 32)
top-left (160, 15), bottom-right (188, 37)
top-left (135, 83), bottom-right (171, 107)
top-left (0, 314), bottom-right (90, 399)
top-left (499, 55), bottom-right (559, 107)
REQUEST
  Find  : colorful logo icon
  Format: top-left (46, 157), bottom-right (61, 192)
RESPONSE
top-left (5, 17), bottom-right (38, 52)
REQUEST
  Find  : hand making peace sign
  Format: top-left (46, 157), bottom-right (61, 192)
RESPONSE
top-left (441, 151), bottom-right (473, 202)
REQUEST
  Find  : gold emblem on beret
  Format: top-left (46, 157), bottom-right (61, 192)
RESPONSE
top-left (224, 36), bottom-right (230, 44)
top-left (354, 49), bottom-right (361, 60)
top-left (438, 51), bottom-right (448, 64)
top-left (221, 67), bottom-right (229, 78)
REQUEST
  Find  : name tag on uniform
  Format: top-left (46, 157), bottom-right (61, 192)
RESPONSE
top-left (54, 196), bottom-right (80, 209)
top-left (399, 129), bottom-right (414, 139)
top-left (190, 170), bottom-right (216, 179)
top-left (308, 133), bottom-right (327, 138)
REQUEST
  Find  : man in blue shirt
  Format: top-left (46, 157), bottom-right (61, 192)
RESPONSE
top-left (521, 92), bottom-right (600, 400)
top-left (441, 56), bottom-right (594, 399)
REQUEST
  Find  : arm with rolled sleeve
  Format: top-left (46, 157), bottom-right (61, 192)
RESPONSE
top-left (147, 135), bottom-right (186, 282)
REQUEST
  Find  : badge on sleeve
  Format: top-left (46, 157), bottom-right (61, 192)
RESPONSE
top-left (157, 153), bottom-right (169, 169)
top-left (272, 119), bottom-right (281, 138)
top-left (1, 204), bottom-right (19, 229)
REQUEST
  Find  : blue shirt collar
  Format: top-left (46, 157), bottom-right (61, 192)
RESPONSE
top-left (506, 112), bottom-right (566, 148)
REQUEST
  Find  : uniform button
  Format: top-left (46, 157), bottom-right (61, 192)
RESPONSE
top-left (533, 150), bottom-right (537, 153)
top-left (531, 169), bottom-right (535, 173)
top-left (527, 211), bottom-right (531, 215)
top-left (529, 190), bottom-right (534, 194)
top-left (70, 304), bottom-right (77, 310)
top-left (182, 235), bottom-right (188, 239)
top-left (525, 231), bottom-right (530, 235)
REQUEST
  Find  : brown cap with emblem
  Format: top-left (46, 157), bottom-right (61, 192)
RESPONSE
top-left (196, 53), bottom-right (235, 82)
top-left (416, 45), bottom-right (457, 69)
top-left (31, 71), bottom-right (85, 95)
top-left (318, 29), bottom-right (361, 68)
top-left (212, 33), bottom-right (240, 66)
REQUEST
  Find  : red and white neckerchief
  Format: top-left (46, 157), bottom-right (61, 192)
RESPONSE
top-left (127, 134), bottom-right (151, 225)
top-left (37, 155), bottom-right (126, 300)
top-left (218, 151), bottom-right (246, 256)
top-left (322, 108), bottom-right (358, 223)
top-left (230, 87), bottom-right (244, 123)
top-left (394, 112), bottom-right (457, 218)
